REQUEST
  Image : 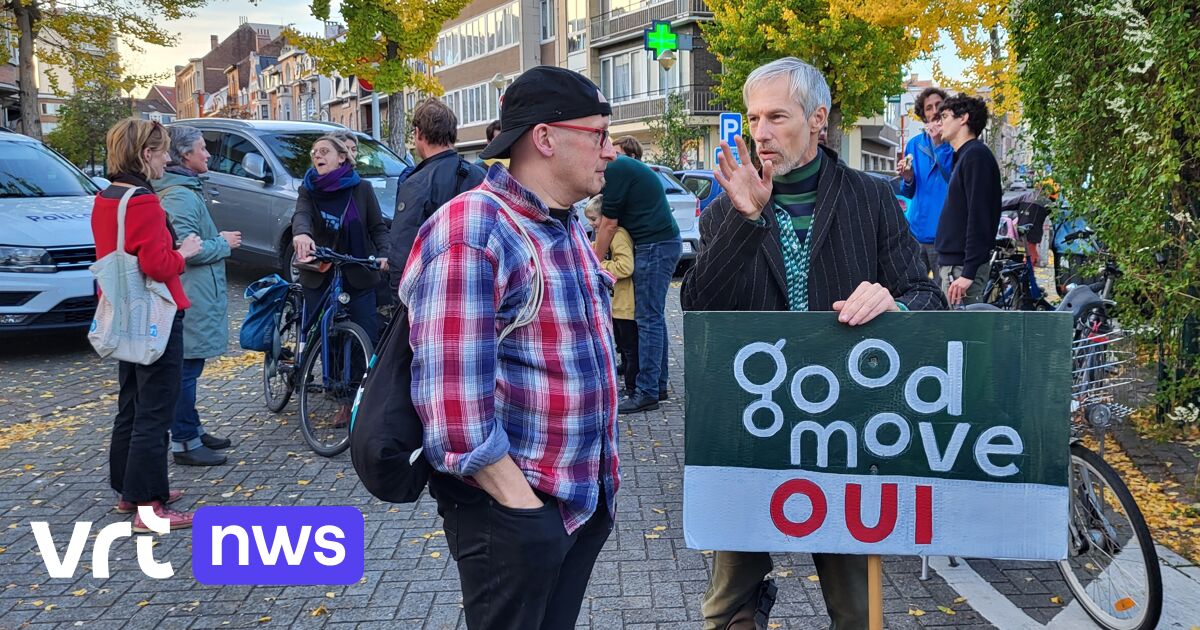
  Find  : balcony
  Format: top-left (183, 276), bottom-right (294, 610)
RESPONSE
top-left (591, 0), bottom-right (712, 45)
top-left (609, 84), bottom-right (722, 123)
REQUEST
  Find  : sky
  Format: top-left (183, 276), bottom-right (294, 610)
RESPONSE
top-left (124, 1), bottom-right (968, 91)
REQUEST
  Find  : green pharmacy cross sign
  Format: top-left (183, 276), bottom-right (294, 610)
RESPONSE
top-left (644, 21), bottom-right (678, 59)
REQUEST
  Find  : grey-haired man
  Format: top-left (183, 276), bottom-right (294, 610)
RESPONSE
top-left (681, 57), bottom-right (945, 629)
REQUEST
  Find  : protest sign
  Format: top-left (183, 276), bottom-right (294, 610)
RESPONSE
top-left (683, 311), bottom-right (1072, 561)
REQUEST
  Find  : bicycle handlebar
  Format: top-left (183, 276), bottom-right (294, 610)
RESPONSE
top-left (311, 246), bottom-right (380, 270)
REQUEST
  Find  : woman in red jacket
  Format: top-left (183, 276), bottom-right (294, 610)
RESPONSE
top-left (91, 118), bottom-right (202, 532)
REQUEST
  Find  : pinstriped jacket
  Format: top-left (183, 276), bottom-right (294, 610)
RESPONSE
top-left (681, 146), bottom-right (947, 313)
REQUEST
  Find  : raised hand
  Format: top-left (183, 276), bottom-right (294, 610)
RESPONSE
top-left (712, 135), bottom-right (773, 222)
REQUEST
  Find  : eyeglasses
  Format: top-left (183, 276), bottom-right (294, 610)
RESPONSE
top-left (310, 147), bottom-right (341, 158)
top-left (546, 122), bottom-right (610, 147)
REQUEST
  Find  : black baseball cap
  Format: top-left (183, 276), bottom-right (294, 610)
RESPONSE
top-left (480, 66), bottom-right (612, 160)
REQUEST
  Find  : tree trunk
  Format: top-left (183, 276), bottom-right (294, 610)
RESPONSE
top-left (825, 105), bottom-right (844, 158)
top-left (386, 92), bottom-right (406, 156)
top-left (986, 25), bottom-right (1008, 181)
top-left (14, 0), bottom-right (43, 139)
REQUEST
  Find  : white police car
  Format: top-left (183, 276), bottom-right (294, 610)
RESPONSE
top-left (0, 129), bottom-right (108, 335)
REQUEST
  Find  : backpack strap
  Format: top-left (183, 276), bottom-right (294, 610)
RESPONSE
top-left (154, 185), bottom-right (185, 200)
top-left (918, 136), bottom-right (952, 184)
top-left (473, 190), bottom-right (544, 342)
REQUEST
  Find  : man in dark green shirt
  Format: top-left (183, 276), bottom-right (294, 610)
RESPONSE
top-left (593, 154), bottom-right (681, 413)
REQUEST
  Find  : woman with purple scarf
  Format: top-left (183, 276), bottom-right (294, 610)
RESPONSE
top-left (291, 135), bottom-right (389, 345)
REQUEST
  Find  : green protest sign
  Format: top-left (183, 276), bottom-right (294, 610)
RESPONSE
top-left (683, 311), bottom-right (1072, 560)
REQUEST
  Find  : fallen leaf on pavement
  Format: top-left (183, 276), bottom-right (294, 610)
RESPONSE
top-left (136, 601), bottom-right (148, 607)
top-left (257, 616), bottom-right (271, 623)
top-left (937, 606), bottom-right (955, 615)
top-left (908, 608), bottom-right (925, 617)
top-left (651, 508), bottom-right (666, 514)
top-left (430, 552), bottom-right (441, 558)
top-left (775, 570), bottom-right (792, 578)
top-left (311, 604), bottom-right (329, 617)
top-left (953, 596), bottom-right (967, 604)
top-left (1050, 596), bottom-right (1063, 605)
top-left (70, 589), bottom-right (86, 596)
top-left (644, 533), bottom-right (660, 539)
top-left (807, 575), bottom-right (820, 582)
top-left (297, 480), bottom-right (310, 486)
top-left (652, 526), bottom-right (666, 531)
top-left (325, 592), bottom-right (335, 598)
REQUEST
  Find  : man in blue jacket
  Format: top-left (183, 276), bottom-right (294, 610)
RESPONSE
top-left (388, 98), bottom-right (485, 289)
top-left (898, 87), bottom-right (953, 276)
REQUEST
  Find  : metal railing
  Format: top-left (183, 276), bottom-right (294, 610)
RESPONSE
top-left (609, 85), bottom-right (722, 122)
top-left (591, 0), bottom-right (712, 42)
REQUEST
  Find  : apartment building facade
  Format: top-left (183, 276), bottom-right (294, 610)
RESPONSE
top-left (175, 22), bottom-right (285, 119)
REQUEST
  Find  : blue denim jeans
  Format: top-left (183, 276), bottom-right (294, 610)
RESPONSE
top-left (632, 237), bottom-right (682, 398)
top-left (170, 358), bottom-right (207, 452)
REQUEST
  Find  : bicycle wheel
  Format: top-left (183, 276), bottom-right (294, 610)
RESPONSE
top-left (297, 320), bottom-right (373, 457)
top-left (1058, 442), bottom-right (1162, 630)
top-left (263, 291), bottom-right (302, 412)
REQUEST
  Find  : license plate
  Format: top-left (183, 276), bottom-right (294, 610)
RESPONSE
top-left (682, 242), bottom-right (694, 254)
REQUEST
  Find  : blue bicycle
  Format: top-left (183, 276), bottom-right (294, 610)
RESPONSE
top-left (261, 246), bottom-right (378, 456)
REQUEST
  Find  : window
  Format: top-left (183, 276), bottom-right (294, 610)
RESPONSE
top-left (567, 0), bottom-right (586, 53)
top-left (433, 2), bottom-right (520, 69)
top-left (613, 55), bottom-right (631, 101)
top-left (681, 174), bottom-right (712, 200)
top-left (442, 81), bottom-right (502, 127)
top-left (212, 133), bottom-right (263, 179)
top-left (540, 0), bottom-right (556, 40)
top-left (201, 131), bottom-right (223, 171)
top-left (0, 141), bottom-right (96, 198)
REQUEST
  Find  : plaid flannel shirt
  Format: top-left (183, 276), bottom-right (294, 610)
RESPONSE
top-left (398, 165), bottom-right (620, 533)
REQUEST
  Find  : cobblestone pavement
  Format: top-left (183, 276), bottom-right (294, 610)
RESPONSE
top-left (0, 264), bottom-right (1197, 629)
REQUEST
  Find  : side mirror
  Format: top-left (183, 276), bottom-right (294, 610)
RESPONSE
top-left (91, 176), bottom-right (111, 189)
top-left (241, 153), bottom-right (270, 183)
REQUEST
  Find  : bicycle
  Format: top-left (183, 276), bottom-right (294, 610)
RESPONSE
top-left (980, 221), bottom-right (1053, 311)
top-left (260, 246), bottom-right (379, 457)
top-left (1055, 259), bottom-right (1161, 630)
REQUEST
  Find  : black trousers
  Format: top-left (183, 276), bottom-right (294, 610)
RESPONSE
top-left (613, 317), bottom-right (639, 393)
top-left (429, 474), bottom-right (613, 630)
top-left (111, 310), bottom-right (184, 504)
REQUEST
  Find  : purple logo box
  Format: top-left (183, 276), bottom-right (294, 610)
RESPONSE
top-left (192, 506), bottom-right (364, 585)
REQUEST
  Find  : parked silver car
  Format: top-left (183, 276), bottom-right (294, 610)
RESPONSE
top-left (644, 164), bottom-right (701, 263)
top-left (170, 119), bottom-right (412, 280)
top-left (573, 163), bottom-right (702, 269)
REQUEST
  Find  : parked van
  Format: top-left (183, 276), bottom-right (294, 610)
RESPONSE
top-left (171, 119), bottom-right (413, 280)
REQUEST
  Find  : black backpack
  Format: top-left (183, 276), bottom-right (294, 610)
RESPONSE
top-left (348, 190), bottom-right (543, 503)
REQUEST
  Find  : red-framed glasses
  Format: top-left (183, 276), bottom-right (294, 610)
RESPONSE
top-left (545, 122), bottom-right (610, 147)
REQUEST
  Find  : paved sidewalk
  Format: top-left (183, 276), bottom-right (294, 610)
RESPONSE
top-left (0, 266), bottom-right (1196, 629)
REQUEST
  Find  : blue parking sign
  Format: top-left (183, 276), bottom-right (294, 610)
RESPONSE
top-left (718, 112), bottom-right (743, 165)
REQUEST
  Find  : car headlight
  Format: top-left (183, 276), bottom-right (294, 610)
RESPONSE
top-left (0, 246), bottom-right (56, 272)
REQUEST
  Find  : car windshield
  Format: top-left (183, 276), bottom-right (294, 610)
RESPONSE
top-left (0, 141), bottom-right (98, 198)
top-left (655, 170), bottom-right (688, 195)
top-left (261, 132), bottom-right (411, 180)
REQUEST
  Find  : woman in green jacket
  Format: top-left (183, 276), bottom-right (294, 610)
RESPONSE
top-left (153, 125), bottom-right (239, 467)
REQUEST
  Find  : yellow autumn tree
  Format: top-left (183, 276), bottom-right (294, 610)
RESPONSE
top-left (703, 0), bottom-right (1016, 152)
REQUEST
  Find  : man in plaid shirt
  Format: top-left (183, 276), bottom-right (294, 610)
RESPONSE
top-left (398, 66), bottom-right (620, 630)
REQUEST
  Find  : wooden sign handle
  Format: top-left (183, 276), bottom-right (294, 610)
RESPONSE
top-left (868, 554), bottom-right (884, 630)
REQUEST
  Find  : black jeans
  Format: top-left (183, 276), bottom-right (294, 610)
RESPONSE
top-left (613, 317), bottom-right (639, 393)
top-left (111, 310), bottom-right (184, 504)
top-left (429, 474), bottom-right (613, 630)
